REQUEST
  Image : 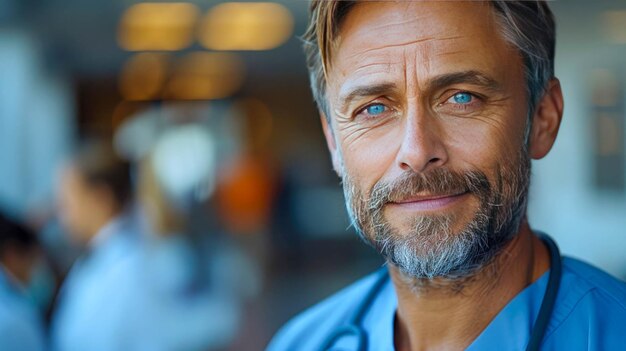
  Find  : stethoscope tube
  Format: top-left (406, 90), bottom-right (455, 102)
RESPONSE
top-left (525, 234), bottom-right (562, 351)
top-left (319, 268), bottom-right (389, 351)
top-left (321, 234), bottom-right (562, 351)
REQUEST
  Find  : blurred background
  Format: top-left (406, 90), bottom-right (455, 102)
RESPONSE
top-left (0, 0), bottom-right (624, 350)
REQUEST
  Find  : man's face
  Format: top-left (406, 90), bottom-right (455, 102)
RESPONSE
top-left (57, 166), bottom-right (101, 243)
top-left (324, 2), bottom-right (533, 279)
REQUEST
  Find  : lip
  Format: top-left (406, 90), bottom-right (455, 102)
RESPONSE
top-left (388, 191), bottom-right (469, 212)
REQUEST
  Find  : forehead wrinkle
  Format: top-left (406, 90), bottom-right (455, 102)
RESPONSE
top-left (433, 50), bottom-right (466, 58)
top-left (404, 44), bottom-right (419, 102)
top-left (334, 37), bottom-right (467, 102)
top-left (340, 61), bottom-right (398, 81)
top-left (335, 36), bottom-right (473, 93)
top-left (329, 1), bottom-right (518, 118)
top-left (356, 10), bottom-right (427, 33)
top-left (350, 61), bottom-right (396, 76)
top-left (334, 1), bottom-right (503, 75)
top-left (345, 35), bottom-right (465, 63)
top-left (343, 1), bottom-right (470, 45)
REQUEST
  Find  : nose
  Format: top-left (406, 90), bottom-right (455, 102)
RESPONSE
top-left (395, 105), bottom-right (448, 173)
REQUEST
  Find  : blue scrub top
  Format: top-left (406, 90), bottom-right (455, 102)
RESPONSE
top-left (268, 257), bottom-right (626, 350)
top-left (51, 212), bottom-right (245, 351)
top-left (0, 268), bottom-right (46, 351)
top-left (50, 213), bottom-right (142, 351)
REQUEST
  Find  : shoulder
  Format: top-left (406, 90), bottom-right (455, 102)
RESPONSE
top-left (0, 294), bottom-right (45, 351)
top-left (267, 268), bottom-right (387, 351)
top-left (543, 257), bottom-right (626, 349)
top-left (561, 257), bottom-right (626, 309)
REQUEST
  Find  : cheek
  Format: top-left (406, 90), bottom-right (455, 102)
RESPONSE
top-left (444, 112), bottom-right (527, 167)
top-left (59, 192), bottom-right (88, 231)
top-left (340, 125), bottom-right (403, 190)
top-left (60, 191), bottom-right (77, 214)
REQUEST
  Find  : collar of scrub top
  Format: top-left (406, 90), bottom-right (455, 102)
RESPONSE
top-left (0, 265), bottom-right (28, 295)
top-left (87, 207), bottom-right (137, 250)
top-left (320, 232), bottom-right (562, 351)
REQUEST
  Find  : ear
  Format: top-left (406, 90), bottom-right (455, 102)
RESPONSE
top-left (320, 112), bottom-right (343, 177)
top-left (529, 78), bottom-right (564, 159)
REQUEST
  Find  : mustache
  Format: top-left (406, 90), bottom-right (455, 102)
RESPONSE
top-left (367, 168), bottom-right (491, 211)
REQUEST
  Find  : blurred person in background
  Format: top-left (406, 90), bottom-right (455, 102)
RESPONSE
top-left (269, 1), bottom-right (626, 350)
top-left (123, 124), bottom-right (256, 351)
top-left (50, 139), bottom-right (140, 350)
top-left (0, 212), bottom-right (46, 351)
top-left (52, 126), bottom-right (257, 350)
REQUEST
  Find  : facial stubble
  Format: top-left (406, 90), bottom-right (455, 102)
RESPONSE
top-left (341, 148), bottom-right (531, 281)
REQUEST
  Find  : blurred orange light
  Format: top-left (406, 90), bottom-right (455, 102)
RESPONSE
top-left (198, 2), bottom-right (294, 51)
top-left (119, 53), bottom-right (170, 100)
top-left (118, 3), bottom-right (199, 51)
top-left (165, 52), bottom-right (245, 100)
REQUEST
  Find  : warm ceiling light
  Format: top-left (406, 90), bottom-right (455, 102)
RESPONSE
top-left (603, 11), bottom-right (626, 44)
top-left (165, 52), bottom-right (245, 100)
top-left (119, 53), bottom-right (170, 100)
top-left (118, 2), bottom-right (199, 51)
top-left (198, 2), bottom-right (294, 51)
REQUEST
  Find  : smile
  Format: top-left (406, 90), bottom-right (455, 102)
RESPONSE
top-left (388, 191), bottom-right (470, 212)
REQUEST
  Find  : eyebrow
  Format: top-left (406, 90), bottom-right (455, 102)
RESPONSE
top-left (338, 83), bottom-right (398, 111)
top-left (428, 70), bottom-right (502, 93)
top-left (337, 70), bottom-right (502, 111)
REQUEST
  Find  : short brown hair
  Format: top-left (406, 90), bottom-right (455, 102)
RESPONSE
top-left (71, 139), bottom-right (132, 207)
top-left (303, 1), bottom-right (556, 125)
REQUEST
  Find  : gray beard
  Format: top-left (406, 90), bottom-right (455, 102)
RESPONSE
top-left (341, 150), bottom-right (531, 281)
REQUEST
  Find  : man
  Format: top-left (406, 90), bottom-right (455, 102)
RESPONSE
top-left (0, 212), bottom-right (46, 351)
top-left (269, 1), bottom-right (626, 350)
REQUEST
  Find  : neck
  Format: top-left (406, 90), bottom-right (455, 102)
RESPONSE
top-left (0, 260), bottom-right (28, 288)
top-left (85, 207), bottom-right (122, 244)
top-left (391, 222), bottom-right (549, 351)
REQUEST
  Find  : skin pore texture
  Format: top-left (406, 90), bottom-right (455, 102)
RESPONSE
top-left (320, 2), bottom-right (563, 350)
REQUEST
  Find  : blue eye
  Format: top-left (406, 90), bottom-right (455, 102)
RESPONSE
top-left (365, 104), bottom-right (386, 115)
top-left (452, 92), bottom-right (473, 104)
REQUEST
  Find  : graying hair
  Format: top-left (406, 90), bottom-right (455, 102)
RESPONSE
top-left (302, 0), bottom-right (556, 136)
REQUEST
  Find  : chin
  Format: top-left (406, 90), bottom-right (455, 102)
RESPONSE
top-left (387, 210), bottom-right (476, 240)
